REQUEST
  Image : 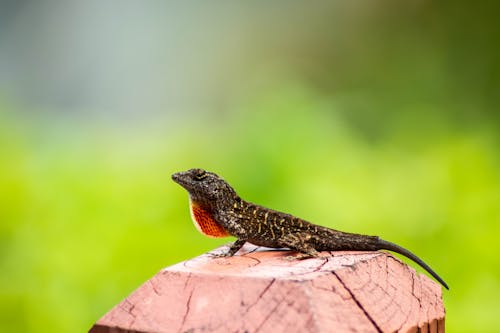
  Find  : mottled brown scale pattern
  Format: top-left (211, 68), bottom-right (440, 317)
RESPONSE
top-left (172, 168), bottom-right (448, 290)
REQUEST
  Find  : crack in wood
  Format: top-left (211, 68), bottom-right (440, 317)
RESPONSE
top-left (149, 279), bottom-right (161, 296)
top-left (254, 286), bottom-right (293, 333)
top-left (179, 288), bottom-right (194, 332)
top-left (119, 298), bottom-right (138, 330)
top-left (242, 278), bottom-right (276, 315)
top-left (182, 273), bottom-right (192, 290)
top-left (240, 254), bottom-right (262, 266)
top-left (312, 256), bottom-right (329, 272)
top-left (120, 299), bottom-right (136, 318)
top-left (332, 271), bottom-right (383, 333)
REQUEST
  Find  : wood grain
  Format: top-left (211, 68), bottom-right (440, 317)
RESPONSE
top-left (89, 244), bottom-right (445, 333)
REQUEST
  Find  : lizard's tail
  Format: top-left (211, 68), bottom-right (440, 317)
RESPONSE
top-left (377, 238), bottom-right (449, 290)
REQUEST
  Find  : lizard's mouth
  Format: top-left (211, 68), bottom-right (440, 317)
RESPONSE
top-left (171, 172), bottom-right (181, 182)
top-left (171, 172), bottom-right (188, 188)
top-left (172, 171), bottom-right (200, 197)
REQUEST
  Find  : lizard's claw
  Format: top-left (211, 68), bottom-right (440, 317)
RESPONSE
top-left (282, 252), bottom-right (325, 261)
top-left (283, 253), bottom-right (312, 261)
top-left (209, 251), bottom-right (232, 258)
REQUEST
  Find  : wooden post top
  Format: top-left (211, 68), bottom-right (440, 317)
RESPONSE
top-left (89, 244), bottom-right (445, 333)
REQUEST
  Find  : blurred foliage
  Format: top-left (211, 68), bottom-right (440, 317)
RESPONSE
top-left (1, 1), bottom-right (500, 332)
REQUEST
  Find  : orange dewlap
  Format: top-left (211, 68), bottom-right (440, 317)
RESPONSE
top-left (189, 200), bottom-right (229, 238)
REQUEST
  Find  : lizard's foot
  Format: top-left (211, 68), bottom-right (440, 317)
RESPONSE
top-left (282, 253), bottom-right (314, 261)
top-left (283, 251), bottom-right (329, 261)
top-left (208, 251), bottom-right (232, 258)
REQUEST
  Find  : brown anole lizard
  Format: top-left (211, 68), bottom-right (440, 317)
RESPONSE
top-left (172, 168), bottom-right (449, 289)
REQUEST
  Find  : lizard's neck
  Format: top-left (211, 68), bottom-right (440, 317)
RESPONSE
top-left (189, 198), bottom-right (229, 238)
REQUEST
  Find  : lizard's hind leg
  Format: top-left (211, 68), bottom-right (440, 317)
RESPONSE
top-left (280, 233), bottom-right (320, 260)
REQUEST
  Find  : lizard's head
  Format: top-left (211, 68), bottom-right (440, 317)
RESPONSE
top-left (172, 168), bottom-right (237, 238)
top-left (172, 168), bottom-right (239, 205)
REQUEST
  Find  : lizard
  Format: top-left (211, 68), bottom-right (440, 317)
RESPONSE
top-left (172, 168), bottom-right (449, 289)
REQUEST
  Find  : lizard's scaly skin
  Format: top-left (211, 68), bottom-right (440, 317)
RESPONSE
top-left (172, 168), bottom-right (448, 290)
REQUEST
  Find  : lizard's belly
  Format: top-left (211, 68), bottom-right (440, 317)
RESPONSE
top-left (246, 236), bottom-right (283, 249)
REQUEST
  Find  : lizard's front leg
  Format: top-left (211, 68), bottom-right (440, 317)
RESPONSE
top-left (211, 238), bottom-right (247, 257)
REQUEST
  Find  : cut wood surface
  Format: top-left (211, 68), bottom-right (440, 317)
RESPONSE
top-left (89, 244), bottom-right (445, 333)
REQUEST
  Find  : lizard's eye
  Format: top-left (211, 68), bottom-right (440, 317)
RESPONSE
top-left (194, 169), bottom-right (207, 181)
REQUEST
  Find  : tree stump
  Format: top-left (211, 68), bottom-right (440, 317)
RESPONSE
top-left (89, 244), bottom-right (445, 333)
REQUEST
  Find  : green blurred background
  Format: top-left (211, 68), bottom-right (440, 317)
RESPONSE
top-left (1, 1), bottom-right (499, 332)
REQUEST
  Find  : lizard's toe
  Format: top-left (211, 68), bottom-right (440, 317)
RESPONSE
top-left (209, 251), bottom-right (231, 258)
